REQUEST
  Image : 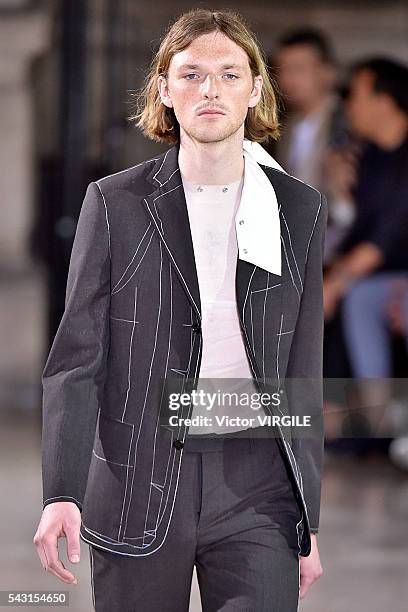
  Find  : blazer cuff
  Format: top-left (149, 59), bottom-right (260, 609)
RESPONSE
top-left (309, 527), bottom-right (319, 534)
top-left (43, 496), bottom-right (82, 512)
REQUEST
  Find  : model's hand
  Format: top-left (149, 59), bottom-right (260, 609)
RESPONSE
top-left (323, 276), bottom-right (342, 321)
top-left (299, 534), bottom-right (323, 599)
top-left (33, 502), bottom-right (81, 585)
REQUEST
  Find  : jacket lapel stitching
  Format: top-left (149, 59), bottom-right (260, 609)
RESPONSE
top-left (111, 222), bottom-right (153, 294)
top-left (111, 230), bottom-right (155, 296)
top-left (143, 193), bottom-right (201, 319)
top-left (261, 271), bottom-right (270, 383)
top-left (152, 149), bottom-right (171, 186)
top-left (281, 234), bottom-right (301, 299)
top-left (281, 210), bottom-right (304, 292)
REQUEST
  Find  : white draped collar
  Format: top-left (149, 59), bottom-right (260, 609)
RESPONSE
top-left (236, 139), bottom-right (287, 276)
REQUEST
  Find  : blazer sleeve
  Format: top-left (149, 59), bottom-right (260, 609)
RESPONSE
top-left (285, 192), bottom-right (328, 534)
top-left (41, 182), bottom-right (111, 512)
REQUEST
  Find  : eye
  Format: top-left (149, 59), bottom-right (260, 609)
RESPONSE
top-left (184, 73), bottom-right (199, 80)
top-left (224, 73), bottom-right (238, 79)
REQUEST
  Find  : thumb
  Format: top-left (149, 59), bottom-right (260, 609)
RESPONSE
top-left (65, 524), bottom-right (81, 563)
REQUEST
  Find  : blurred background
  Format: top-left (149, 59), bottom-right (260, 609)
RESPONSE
top-left (0, 0), bottom-right (407, 610)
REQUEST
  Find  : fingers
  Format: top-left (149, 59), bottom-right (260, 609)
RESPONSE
top-left (65, 522), bottom-right (81, 564)
top-left (298, 546), bottom-right (324, 600)
top-left (43, 532), bottom-right (78, 584)
top-left (33, 530), bottom-right (77, 585)
top-left (299, 571), bottom-right (315, 599)
top-left (35, 536), bottom-right (48, 571)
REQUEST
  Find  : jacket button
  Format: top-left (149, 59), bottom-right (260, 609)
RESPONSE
top-left (192, 322), bottom-right (201, 334)
top-left (173, 439), bottom-right (184, 450)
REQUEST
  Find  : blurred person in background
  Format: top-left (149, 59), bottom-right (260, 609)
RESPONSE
top-left (323, 58), bottom-right (408, 458)
top-left (274, 28), bottom-right (355, 265)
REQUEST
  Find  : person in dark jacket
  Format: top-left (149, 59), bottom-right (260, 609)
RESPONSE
top-left (34, 9), bottom-right (327, 610)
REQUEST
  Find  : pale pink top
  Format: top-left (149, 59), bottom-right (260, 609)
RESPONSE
top-left (181, 173), bottom-right (261, 434)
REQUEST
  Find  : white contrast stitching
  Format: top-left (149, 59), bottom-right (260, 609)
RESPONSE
top-left (43, 496), bottom-right (82, 506)
top-left (281, 211), bottom-right (303, 292)
top-left (121, 242), bottom-right (163, 538)
top-left (262, 272), bottom-right (269, 384)
top-left (305, 193), bottom-right (322, 264)
top-left (269, 166), bottom-right (320, 195)
top-left (143, 190), bottom-right (201, 319)
top-left (96, 157), bottom-right (158, 183)
top-left (276, 313), bottom-right (283, 389)
top-left (95, 182), bottom-right (111, 260)
top-left (111, 222), bottom-right (152, 293)
top-left (121, 285), bottom-right (138, 422)
top-left (111, 229), bottom-right (155, 295)
top-left (152, 149), bottom-right (170, 186)
top-left (89, 546), bottom-right (96, 611)
top-left (142, 253), bottom-right (173, 543)
top-left (250, 283), bottom-right (281, 294)
top-left (281, 235), bottom-right (300, 299)
top-left (92, 449), bottom-right (134, 468)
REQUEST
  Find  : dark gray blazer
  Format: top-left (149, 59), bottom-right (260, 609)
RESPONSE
top-left (41, 142), bottom-right (328, 557)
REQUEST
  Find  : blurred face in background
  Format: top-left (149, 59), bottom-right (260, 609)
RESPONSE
top-left (277, 44), bottom-right (335, 114)
top-left (346, 69), bottom-right (387, 140)
top-left (158, 31), bottom-right (262, 145)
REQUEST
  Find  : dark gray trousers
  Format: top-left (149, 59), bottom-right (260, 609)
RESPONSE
top-left (89, 427), bottom-right (301, 611)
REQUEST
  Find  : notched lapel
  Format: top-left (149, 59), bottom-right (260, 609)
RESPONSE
top-left (142, 146), bottom-right (202, 320)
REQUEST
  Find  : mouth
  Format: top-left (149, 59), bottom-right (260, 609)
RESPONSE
top-left (198, 110), bottom-right (225, 116)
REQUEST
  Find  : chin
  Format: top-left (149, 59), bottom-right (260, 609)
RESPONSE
top-left (187, 125), bottom-right (240, 144)
top-left (196, 135), bottom-right (230, 144)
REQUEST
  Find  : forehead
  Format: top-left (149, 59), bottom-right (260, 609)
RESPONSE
top-left (278, 44), bottom-right (322, 65)
top-left (351, 69), bottom-right (375, 92)
top-left (170, 31), bottom-right (250, 70)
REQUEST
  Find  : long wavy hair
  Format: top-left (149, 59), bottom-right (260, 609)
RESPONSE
top-left (129, 8), bottom-right (281, 144)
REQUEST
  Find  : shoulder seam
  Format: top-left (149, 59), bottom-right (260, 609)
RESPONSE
top-left (266, 166), bottom-right (321, 196)
top-left (96, 156), bottom-right (159, 184)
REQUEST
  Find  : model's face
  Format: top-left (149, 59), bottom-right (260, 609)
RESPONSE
top-left (277, 45), bottom-right (333, 111)
top-left (158, 31), bottom-right (263, 144)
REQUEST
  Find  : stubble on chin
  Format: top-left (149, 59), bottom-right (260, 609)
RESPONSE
top-left (182, 120), bottom-right (243, 145)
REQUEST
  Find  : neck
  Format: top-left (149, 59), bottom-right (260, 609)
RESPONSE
top-left (297, 92), bottom-right (330, 119)
top-left (178, 131), bottom-right (245, 184)
top-left (371, 113), bottom-right (408, 150)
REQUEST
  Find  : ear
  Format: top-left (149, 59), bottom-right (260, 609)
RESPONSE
top-left (248, 75), bottom-right (263, 109)
top-left (158, 75), bottom-right (173, 109)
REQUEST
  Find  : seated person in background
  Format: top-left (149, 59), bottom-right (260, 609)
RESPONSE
top-left (324, 57), bottom-right (408, 380)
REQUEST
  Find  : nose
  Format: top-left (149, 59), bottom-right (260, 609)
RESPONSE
top-left (201, 74), bottom-right (219, 99)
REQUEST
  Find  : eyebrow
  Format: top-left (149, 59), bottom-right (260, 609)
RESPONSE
top-left (176, 63), bottom-right (245, 71)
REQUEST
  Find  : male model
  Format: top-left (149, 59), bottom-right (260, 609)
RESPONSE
top-left (34, 8), bottom-right (327, 611)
